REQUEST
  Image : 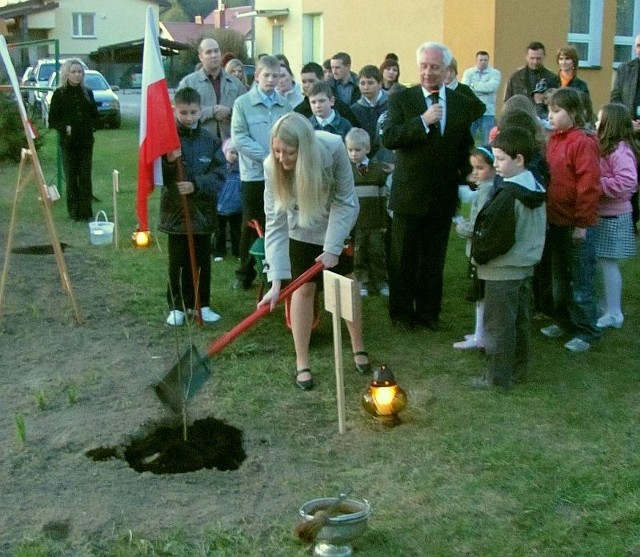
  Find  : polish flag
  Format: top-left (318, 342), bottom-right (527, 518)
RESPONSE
top-left (136, 6), bottom-right (180, 232)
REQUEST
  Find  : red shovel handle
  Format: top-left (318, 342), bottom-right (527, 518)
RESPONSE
top-left (206, 260), bottom-right (324, 357)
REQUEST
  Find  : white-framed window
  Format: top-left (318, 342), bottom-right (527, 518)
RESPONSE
top-left (567, 0), bottom-right (604, 67)
top-left (272, 25), bottom-right (283, 55)
top-left (302, 14), bottom-right (323, 65)
top-left (614, 0), bottom-right (640, 66)
top-left (72, 13), bottom-right (95, 38)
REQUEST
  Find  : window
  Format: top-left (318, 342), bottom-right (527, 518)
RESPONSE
top-left (302, 14), bottom-right (323, 64)
top-left (272, 25), bottom-right (283, 55)
top-left (614, 0), bottom-right (640, 65)
top-left (567, 0), bottom-right (604, 67)
top-left (72, 13), bottom-right (95, 38)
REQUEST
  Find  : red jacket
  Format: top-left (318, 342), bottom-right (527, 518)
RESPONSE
top-left (546, 127), bottom-right (601, 227)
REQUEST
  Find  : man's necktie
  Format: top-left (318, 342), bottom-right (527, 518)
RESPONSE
top-left (429, 89), bottom-right (441, 136)
top-left (358, 163), bottom-right (368, 175)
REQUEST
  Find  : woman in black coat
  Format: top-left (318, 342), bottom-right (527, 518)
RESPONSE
top-left (48, 59), bottom-right (98, 221)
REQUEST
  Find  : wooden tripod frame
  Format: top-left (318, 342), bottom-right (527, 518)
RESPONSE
top-left (0, 145), bottom-right (83, 324)
top-left (0, 37), bottom-right (83, 323)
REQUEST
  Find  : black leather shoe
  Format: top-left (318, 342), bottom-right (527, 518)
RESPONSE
top-left (295, 369), bottom-right (314, 391)
top-left (470, 375), bottom-right (491, 389)
top-left (391, 318), bottom-right (415, 332)
top-left (417, 317), bottom-right (444, 332)
top-left (353, 351), bottom-right (372, 374)
top-left (232, 278), bottom-right (253, 291)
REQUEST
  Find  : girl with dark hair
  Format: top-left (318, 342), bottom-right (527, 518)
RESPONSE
top-left (542, 88), bottom-right (601, 352)
top-left (593, 103), bottom-right (639, 329)
top-left (379, 58), bottom-right (405, 94)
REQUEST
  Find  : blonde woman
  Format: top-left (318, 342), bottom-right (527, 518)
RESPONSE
top-left (224, 58), bottom-right (248, 87)
top-left (48, 59), bottom-right (98, 221)
top-left (258, 113), bottom-right (370, 390)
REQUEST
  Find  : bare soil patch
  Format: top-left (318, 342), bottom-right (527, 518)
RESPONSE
top-left (0, 235), bottom-right (303, 552)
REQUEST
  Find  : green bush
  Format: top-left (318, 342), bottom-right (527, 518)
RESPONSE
top-left (0, 92), bottom-right (43, 162)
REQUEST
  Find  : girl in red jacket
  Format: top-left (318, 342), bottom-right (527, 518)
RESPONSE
top-left (542, 88), bottom-right (602, 352)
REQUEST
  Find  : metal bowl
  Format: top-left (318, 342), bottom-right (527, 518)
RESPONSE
top-left (299, 497), bottom-right (371, 557)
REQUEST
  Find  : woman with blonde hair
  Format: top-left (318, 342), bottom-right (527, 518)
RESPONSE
top-left (258, 112), bottom-right (370, 390)
top-left (48, 58), bottom-right (98, 221)
top-left (224, 58), bottom-right (248, 87)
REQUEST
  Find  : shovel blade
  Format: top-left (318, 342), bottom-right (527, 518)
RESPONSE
top-left (154, 344), bottom-right (211, 413)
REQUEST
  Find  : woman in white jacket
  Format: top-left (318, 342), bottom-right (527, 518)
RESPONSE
top-left (258, 113), bottom-right (370, 390)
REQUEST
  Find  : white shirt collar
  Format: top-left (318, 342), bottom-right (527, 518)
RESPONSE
top-left (422, 84), bottom-right (445, 102)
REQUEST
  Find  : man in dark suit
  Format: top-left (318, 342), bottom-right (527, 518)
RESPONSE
top-left (610, 32), bottom-right (640, 230)
top-left (611, 33), bottom-right (640, 128)
top-left (382, 42), bottom-right (478, 330)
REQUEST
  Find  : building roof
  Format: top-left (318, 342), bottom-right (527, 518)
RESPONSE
top-left (0, 0), bottom-right (169, 20)
top-left (0, 0), bottom-right (59, 20)
top-left (89, 37), bottom-right (189, 64)
top-left (204, 6), bottom-right (253, 38)
top-left (160, 22), bottom-right (216, 45)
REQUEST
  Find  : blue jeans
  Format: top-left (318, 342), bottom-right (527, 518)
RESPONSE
top-left (471, 115), bottom-right (495, 145)
top-left (548, 224), bottom-right (601, 343)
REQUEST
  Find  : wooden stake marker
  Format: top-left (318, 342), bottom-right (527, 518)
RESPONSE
top-left (323, 270), bottom-right (357, 435)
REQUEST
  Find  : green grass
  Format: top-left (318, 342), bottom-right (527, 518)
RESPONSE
top-left (3, 116), bottom-right (640, 556)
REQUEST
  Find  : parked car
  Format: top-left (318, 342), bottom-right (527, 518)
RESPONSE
top-left (20, 66), bottom-right (33, 104)
top-left (28, 58), bottom-right (87, 110)
top-left (121, 64), bottom-right (142, 89)
top-left (42, 69), bottom-right (121, 129)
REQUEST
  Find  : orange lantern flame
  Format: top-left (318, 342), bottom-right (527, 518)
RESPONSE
top-left (362, 365), bottom-right (407, 426)
top-left (132, 230), bottom-right (151, 248)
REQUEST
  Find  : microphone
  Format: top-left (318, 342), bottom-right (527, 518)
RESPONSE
top-left (429, 88), bottom-right (440, 135)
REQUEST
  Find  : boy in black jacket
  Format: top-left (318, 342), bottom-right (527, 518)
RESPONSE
top-left (471, 127), bottom-right (546, 389)
top-left (159, 87), bottom-right (224, 326)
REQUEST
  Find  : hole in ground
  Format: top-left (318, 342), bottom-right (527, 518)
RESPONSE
top-left (86, 416), bottom-right (246, 474)
top-left (11, 243), bottom-right (68, 255)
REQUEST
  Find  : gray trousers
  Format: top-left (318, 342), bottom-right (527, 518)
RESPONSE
top-left (484, 277), bottom-right (533, 388)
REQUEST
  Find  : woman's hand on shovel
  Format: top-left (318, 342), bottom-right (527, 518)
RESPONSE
top-left (258, 279), bottom-right (281, 312)
top-left (315, 251), bottom-right (338, 269)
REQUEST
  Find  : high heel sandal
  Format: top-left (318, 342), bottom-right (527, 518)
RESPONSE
top-left (353, 351), bottom-right (372, 375)
top-left (295, 368), bottom-right (314, 391)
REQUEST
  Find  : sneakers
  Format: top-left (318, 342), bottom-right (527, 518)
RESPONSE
top-left (540, 324), bottom-right (564, 338)
top-left (469, 375), bottom-right (492, 389)
top-left (453, 336), bottom-right (484, 349)
top-left (359, 286), bottom-right (369, 297)
top-left (564, 337), bottom-right (590, 352)
top-left (378, 283), bottom-right (390, 297)
top-left (189, 307), bottom-right (221, 323)
top-left (213, 256), bottom-right (224, 263)
top-left (596, 313), bottom-right (623, 329)
top-left (199, 307), bottom-right (221, 323)
top-left (167, 308), bottom-right (221, 325)
top-left (166, 310), bottom-right (185, 326)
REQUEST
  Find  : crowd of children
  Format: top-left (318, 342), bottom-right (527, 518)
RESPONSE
top-left (159, 49), bottom-right (637, 395)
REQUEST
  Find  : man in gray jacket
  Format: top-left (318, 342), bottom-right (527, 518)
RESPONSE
top-left (178, 38), bottom-right (247, 140)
